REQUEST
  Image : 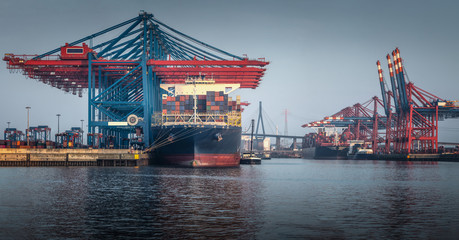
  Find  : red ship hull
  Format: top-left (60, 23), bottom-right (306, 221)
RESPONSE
top-left (160, 153), bottom-right (240, 167)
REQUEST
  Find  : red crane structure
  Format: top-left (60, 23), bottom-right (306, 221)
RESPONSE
top-left (302, 48), bottom-right (459, 156)
top-left (377, 48), bottom-right (459, 154)
top-left (302, 97), bottom-right (387, 153)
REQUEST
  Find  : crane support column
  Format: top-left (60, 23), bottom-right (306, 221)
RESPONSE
top-left (377, 61), bottom-right (389, 116)
top-left (393, 51), bottom-right (405, 110)
top-left (386, 54), bottom-right (400, 113)
top-left (372, 96), bottom-right (379, 153)
top-left (87, 53), bottom-right (93, 146)
top-left (141, 15), bottom-right (151, 147)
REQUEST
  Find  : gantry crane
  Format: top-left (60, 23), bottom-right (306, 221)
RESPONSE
top-left (377, 48), bottom-right (459, 154)
top-left (302, 96), bottom-right (387, 153)
top-left (3, 12), bottom-right (269, 148)
top-left (302, 48), bottom-right (459, 155)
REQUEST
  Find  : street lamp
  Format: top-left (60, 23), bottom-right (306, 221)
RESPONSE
top-left (26, 107), bottom-right (31, 146)
top-left (81, 119), bottom-right (84, 145)
top-left (56, 114), bottom-right (61, 134)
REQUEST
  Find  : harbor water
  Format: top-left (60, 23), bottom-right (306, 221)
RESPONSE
top-left (1, 159), bottom-right (459, 239)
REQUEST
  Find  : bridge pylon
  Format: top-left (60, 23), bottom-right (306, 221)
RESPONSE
top-left (255, 101), bottom-right (266, 141)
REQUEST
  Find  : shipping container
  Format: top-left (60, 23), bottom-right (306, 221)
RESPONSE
top-left (161, 91), bottom-right (242, 116)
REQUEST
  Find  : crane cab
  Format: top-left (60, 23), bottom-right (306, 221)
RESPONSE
top-left (60, 43), bottom-right (95, 60)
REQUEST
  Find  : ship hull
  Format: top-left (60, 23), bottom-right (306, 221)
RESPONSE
top-left (302, 146), bottom-right (349, 160)
top-left (151, 125), bottom-right (241, 167)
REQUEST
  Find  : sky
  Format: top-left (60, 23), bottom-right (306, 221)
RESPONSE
top-left (1, 0), bottom-right (458, 142)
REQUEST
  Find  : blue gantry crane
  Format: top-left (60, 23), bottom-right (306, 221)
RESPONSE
top-left (3, 12), bottom-right (268, 148)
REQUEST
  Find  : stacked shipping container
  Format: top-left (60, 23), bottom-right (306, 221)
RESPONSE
top-left (0, 140), bottom-right (55, 149)
top-left (162, 91), bottom-right (241, 114)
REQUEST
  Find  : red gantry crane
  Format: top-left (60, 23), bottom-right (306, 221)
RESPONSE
top-left (302, 96), bottom-right (387, 154)
top-left (377, 48), bottom-right (459, 154)
top-left (302, 48), bottom-right (459, 156)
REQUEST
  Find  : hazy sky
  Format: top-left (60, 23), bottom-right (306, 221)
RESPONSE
top-left (1, 0), bottom-right (458, 142)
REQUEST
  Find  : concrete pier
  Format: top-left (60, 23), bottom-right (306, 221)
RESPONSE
top-left (366, 153), bottom-right (459, 162)
top-left (0, 149), bottom-right (149, 167)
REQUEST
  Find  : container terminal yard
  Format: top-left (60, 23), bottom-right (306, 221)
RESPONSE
top-left (2, 13), bottom-right (459, 166)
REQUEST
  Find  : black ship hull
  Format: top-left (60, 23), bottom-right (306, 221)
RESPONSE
top-left (150, 125), bottom-right (241, 167)
top-left (302, 146), bottom-right (349, 160)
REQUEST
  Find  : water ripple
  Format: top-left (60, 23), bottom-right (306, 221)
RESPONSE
top-left (0, 160), bottom-right (458, 239)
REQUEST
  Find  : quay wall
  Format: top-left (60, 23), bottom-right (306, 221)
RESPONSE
top-left (0, 149), bottom-right (149, 167)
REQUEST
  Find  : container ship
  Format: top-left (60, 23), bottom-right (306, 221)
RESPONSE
top-left (302, 126), bottom-right (351, 159)
top-left (149, 77), bottom-right (243, 167)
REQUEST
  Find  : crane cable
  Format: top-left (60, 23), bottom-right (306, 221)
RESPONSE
top-left (145, 126), bottom-right (215, 152)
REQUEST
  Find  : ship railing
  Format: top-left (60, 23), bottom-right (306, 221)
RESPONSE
top-left (152, 112), bottom-right (241, 127)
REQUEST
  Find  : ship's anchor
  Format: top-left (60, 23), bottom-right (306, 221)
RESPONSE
top-left (215, 133), bottom-right (223, 142)
top-left (168, 133), bottom-right (175, 142)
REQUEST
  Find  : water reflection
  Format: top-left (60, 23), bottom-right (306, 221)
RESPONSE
top-left (0, 168), bottom-right (91, 239)
top-left (83, 167), bottom-right (265, 239)
top-left (1, 160), bottom-right (459, 239)
top-left (376, 161), bottom-right (445, 239)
